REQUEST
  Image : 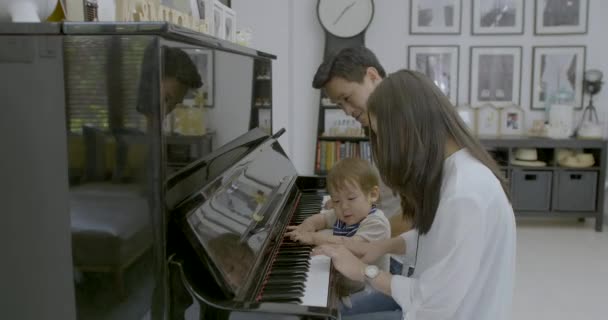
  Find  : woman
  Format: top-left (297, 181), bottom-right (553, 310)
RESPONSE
top-left (314, 70), bottom-right (516, 320)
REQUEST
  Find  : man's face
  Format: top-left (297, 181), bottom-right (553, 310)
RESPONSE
top-left (324, 67), bottom-right (381, 127)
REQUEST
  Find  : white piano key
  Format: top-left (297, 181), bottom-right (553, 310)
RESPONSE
top-left (300, 254), bottom-right (331, 307)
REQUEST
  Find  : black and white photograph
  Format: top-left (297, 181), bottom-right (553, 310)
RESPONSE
top-left (535, 0), bottom-right (589, 34)
top-left (410, 0), bottom-right (462, 34)
top-left (213, 1), bottom-right (224, 39)
top-left (531, 46), bottom-right (586, 110)
top-left (470, 46), bottom-right (522, 107)
top-left (223, 7), bottom-right (236, 42)
top-left (472, 0), bottom-right (524, 34)
top-left (408, 46), bottom-right (459, 105)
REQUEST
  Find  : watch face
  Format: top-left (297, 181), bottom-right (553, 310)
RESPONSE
top-left (318, 0), bottom-right (374, 38)
top-left (365, 265), bottom-right (379, 278)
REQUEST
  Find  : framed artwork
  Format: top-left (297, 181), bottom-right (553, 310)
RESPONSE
top-left (472, 0), bottom-right (524, 35)
top-left (183, 49), bottom-right (214, 107)
top-left (500, 104), bottom-right (525, 135)
top-left (535, 0), bottom-right (589, 34)
top-left (212, 0), bottom-right (224, 39)
top-left (196, 0), bottom-right (213, 22)
top-left (410, 0), bottom-right (462, 34)
top-left (456, 104), bottom-right (476, 132)
top-left (470, 46), bottom-right (522, 107)
top-left (223, 6), bottom-right (237, 42)
top-left (475, 103), bottom-right (500, 136)
top-left (531, 46), bottom-right (586, 110)
top-left (408, 45), bottom-right (459, 105)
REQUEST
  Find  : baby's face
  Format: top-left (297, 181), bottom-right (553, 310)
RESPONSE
top-left (330, 182), bottom-right (379, 226)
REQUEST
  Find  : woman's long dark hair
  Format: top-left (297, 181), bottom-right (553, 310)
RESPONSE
top-left (368, 70), bottom-right (509, 234)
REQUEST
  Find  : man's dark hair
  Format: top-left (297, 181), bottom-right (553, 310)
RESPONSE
top-left (163, 47), bottom-right (203, 89)
top-left (312, 46), bottom-right (386, 89)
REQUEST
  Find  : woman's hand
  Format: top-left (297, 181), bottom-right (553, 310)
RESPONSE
top-left (344, 240), bottom-right (389, 264)
top-left (313, 244), bottom-right (366, 282)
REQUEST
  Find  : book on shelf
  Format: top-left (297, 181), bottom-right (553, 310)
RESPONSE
top-left (315, 140), bottom-right (372, 174)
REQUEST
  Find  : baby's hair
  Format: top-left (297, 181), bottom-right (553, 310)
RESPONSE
top-left (327, 158), bottom-right (379, 195)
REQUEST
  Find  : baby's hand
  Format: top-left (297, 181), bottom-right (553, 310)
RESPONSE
top-left (287, 230), bottom-right (316, 245)
top-left (286, 222), bottom-right (315, 234)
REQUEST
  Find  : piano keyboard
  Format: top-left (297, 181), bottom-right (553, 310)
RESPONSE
top-left (257, 193), bottom-right (331, 307)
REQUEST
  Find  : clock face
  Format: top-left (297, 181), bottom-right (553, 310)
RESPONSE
top-left (318, 0), bottom-right (374, 38)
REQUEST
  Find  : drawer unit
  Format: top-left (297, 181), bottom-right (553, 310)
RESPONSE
top-left (511, 170), bottom-right (552, 211)
top-left (553, 171), bottom-right (598, 212)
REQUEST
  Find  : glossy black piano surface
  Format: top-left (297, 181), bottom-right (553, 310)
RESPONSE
top-left (167, 129), bottom-right (339, 319)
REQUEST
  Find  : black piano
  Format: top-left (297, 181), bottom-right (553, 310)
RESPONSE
top-left (166, 128), bottom-right (340, 319)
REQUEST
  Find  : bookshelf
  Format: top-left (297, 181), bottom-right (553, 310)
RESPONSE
top-left (250, 58), bottom-right (272, 134)
top-left (314, 91), bottom-right (372, 175)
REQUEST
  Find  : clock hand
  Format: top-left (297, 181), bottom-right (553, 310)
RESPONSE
top-left (333, 0), bottom-right (357, 25)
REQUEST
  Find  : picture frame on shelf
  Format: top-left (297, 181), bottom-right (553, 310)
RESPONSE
top-left (408, 45), bottom-right (459, 105)
top-left (223, 6), bottom-right (237, 42)
top-left (456, 104), bottom-right (476, 133)
top-left (323, 109), bottom-right (364, 137)
top-left (470, 46), bottom-right (522, 108)
top-left (212, 0), bottom-right (224, 39)
top-left (475, 103), bottom-right (500, 136)
top-left (531, 46), bottom-right (586, 110)
top-left (183, 48), bottom-right (214, 107)
top-left (472, 0), bottom-right (524, 35)
top-left (534, 0), bottom-right (589, 35)
top-left (410, 0), bottom-right (462, 34)
top-left (500, 104), bottom-right (525, 135)
top-left (160, 0), bottom-right (195, 16)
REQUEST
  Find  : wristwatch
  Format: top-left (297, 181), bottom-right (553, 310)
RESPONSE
top-left (364, 265), bottom-right (380, 284)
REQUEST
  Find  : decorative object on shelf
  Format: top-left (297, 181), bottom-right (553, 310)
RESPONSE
top-left (500, 104), bottom-right (525, 136)
top-left (471, 0), bottom-right (524, 35)
top-left (546, 102), bottom-right (574, 139)
top-left (408, 45), bottom-right (459, 105)
top-left (456, 104), bottom-right (475, 132)
top-left (184, 48), bottom-right (214, 107)
top-left (534, 0), bottom-right (589, 35)
top-left (475, 103), bottom-right (500, 136)
top-left (323, 109), bottom-right (364, 137)
top-left (528, 119), bottom-right (547, 137)
top-left (223, 5), bottom-right (236, 42)
top-left (576, 69), bottom-right (604, 138)
top-left (115, 0), bottom-right (210, 34)
top-left (470, 46), bottom-right (522, 108)
top-left (171, 104), bottom-right (206, 136)
top-left (236, 27), bottom-right (253, 46)
top-left (0, 0), bottom-right (70, 22)
top-left (410, 0), bottom-right (462, 34)
top-left (556, 148), bottom-right (595, 168)
top-left (511, 148), bottom-right (547, 167)
top-left (531, 46), bottom-right (586, 110)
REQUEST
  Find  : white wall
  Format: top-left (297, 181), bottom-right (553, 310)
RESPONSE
top-left (235, 0), bottom-right (608, 175)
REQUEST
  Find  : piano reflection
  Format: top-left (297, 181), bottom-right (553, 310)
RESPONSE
top-left (166, 128), bottom-right (339, 319)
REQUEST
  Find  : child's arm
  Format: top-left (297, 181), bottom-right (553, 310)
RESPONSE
top-left (285, 213), bottom-right (328, 234)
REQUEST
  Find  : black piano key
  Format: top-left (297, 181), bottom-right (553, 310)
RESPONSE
top-left (259, 296), bottom-right (302, 304)
top-left (265, 275), bottom-right (307, 284)
top-left (260, 292), bottom-right (304, 300)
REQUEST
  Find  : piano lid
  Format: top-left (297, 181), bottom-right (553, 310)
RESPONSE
top-left (169, 127), bottom-right (298, 299)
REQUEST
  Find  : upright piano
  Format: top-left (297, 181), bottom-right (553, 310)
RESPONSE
top-left (166, 128), bottom-right (339, 319)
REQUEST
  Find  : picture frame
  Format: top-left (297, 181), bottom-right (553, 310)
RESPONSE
top-left (500, 104), bottom-right (525, 135)
top-left (212, 0), bottom-right (224, 39)
top-left (410, 0), bottom-right (462, 34)
top-left (456, 104), bottom-right (476, 133)
top-left (530, 46), bottom-right (586, 110)
top-left (475, 103), bottom-right (500, 136)
top-left (258, 109), bottom-right (271, 134)
top-left (470, 46), bottom-right (522, 108)
top-left (472, 0), bottom-right (524, 35)
top-left (534, 0), bottom-right (589, 35)
top-left (195, 0), bottom-right (213, 22)
top-left (183, 48), bottom-right (214, 107)
top-left (408, 45), bottom-right (459, 105)
top-left (223, 6), bottom-right (237, 42)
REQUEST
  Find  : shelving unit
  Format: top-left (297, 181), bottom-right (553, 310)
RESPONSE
top-left (314, 91), bottom-right (371, 175)
top-left (250, 58), bottom-right (272, 134)
top-left (480, 136), bottom-right (606, 231)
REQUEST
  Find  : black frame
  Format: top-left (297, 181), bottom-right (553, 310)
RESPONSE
top-left (471, 0), bottom-right (525, 35)
top-left (530, 45), bottom-right (587, 110)
top-left (409, 0), bottom-right (463, 35)
top-left (534, 0), bottom-right (589, 35)
top-left (469, 46), bottom-right (523, 107)
top-left (407, 45), bottom-right (460, 105)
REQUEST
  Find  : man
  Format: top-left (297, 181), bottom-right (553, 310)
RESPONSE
top-left (312, 47), bottom-right (411, 238)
